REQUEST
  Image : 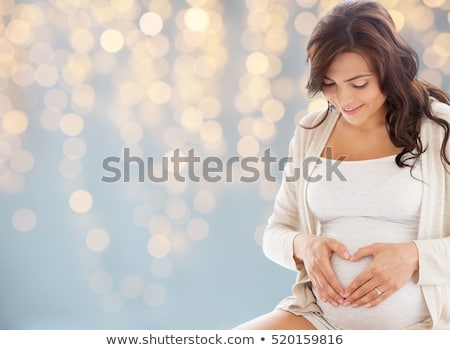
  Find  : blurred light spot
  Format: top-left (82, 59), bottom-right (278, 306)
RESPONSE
top-left (147, 235), bottom-right (171, 258)
top-left (252, 118), bottom-right (275, 141)
top-left (34, 64), bottom-right (59, 87)
top-left (246, 0), bottom-right (271, 11)
top-left (100, 29), bottom-right (124, 53)
top-left (243, 75), bottom-right (271, 100)
top-left (193, 190), bottom-right (216, 213)
top-left (163, 126), bottom-right (186, 149)
top-left (148, 81), bottom-right (172, 104)
top-left (409, 6), bottom-right (434, 31)
top-left (0, 140), bottom-right (12, 165)
top-left (265, 29), bottom-right (288, 53)
top-left (71, 84), bottom-right (96, 111)
top-left (247, 11), bottom-right (270, 32)
top-left (93, 51), bottom-right (117, 74)
top-left (60, 113), bottom-right (84, 136)
top-left (246, 52), bottom-right (269, 75)
top-left (2, 109), bottom-right (28, 136)
top-left (0, 170), bottom-right (24, 194)
top-left (308, 97), bottom-right (328, 113)
top-left (143, 283), bottom-right (166, 306)
top-left (132, 205), bottom-right (153, 228)
top-left (199, 96), bottom-right (221, 119)
top-left (150, 258), bottom-right (173, 279)
top-left (423, 0), bottom-right (446, 7)
top-left (184, 8), bottom-right (210, 32)
top-left (40, 110), bottom-right (60, 131)
top-left (90, 271), bottom-right (113, 294)
top-left (296, 0), bottom-right (318, 8)
top-left (62, 53), bottom-right (92, 85)
top-left (120, 82), bottom-right (143, 105)
top-left (70, 28), bottom-right (95, 52)
top-left (168, 227), bottom-right (191, 253)
top-left (295, 12), bottom-right (317, 36)
top-left (423, 46), bottom-right (447, 69)
top-left (11, 63), bottom-right (34, 87)
top-left (180, 106), bottom-right (204, 132)
top-left (0, 94), bottom-right (12, 115)
top-left (6, 20), bottom-right (32, 45)
top-left (237, 136), bottom-right (260, 157)
top-left (120, 275), bottom-right (144, 299)
top-left (420, 69), bottom-right (442, 87)
top-left (148, 0), bottom-right (172, 20)
top-left (253, 224), bottom-right (265, 245)
top-left (238, 116), bottom-right (256, 137)
top-left (30, 42), bottom-right (53, 65)
top-left (148, 215), bottom-right (172, 236)
top-left (63, 137), bottom-right (86, 160)
top-left (0, 0), bottom-right (14, 16)
top-left (101, 292), bottom-right (123, 314)
top-left (165, 196), bottom-right (189, 221)
top-left (120, 121), bottom-right (143, 144)
top-left (262, 98), bottom-right (285, 122)
top-left (10, 150), bottom-right (34, 173)
top-left (200, 120), bottom-right (222, 143)
top-left (59, 158), bottom-right (82, 179)
top-left (265, 54), bottom-right (282, 78)
top-left (44, 89), bottom-right (68, 112)
top-left (388, 9), bottom-right (405, 31)
top-left (86, 228), bottom-right (110, 252)
top-left (186, 217), bottom-right (209, 241)
top-left (12, 208), bottom-right (36, 232)
top-left (259, 180), bottom-right (280, 200)
top-left (69, 189), bottom-right (93, 214)
top-left (139, 12), bottom-right (163, 36)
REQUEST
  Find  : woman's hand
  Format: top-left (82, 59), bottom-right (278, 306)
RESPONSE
top-left (294, 234), bottom-right (350, 306)
top-left (343, 242), bottom-right (419, 307)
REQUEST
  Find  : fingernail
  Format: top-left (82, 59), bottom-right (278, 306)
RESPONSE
top-left (344, 301), bottom-right (351, 306)
top-left (343, 251), bottom-right (350, 259)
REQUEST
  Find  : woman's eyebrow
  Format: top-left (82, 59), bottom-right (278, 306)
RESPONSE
top-left (324, 73), bottom-right (373, 82)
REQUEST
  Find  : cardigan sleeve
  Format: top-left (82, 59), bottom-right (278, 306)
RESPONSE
top-left (414, 100), bottom-right (450, 285)
top-left (414, 237), bottom-right (450, 285)
top-left (262, 127), bottom-right (302, 271)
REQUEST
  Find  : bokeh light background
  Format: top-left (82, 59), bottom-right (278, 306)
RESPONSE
top-left (1, 0), bottom-right (449, 329)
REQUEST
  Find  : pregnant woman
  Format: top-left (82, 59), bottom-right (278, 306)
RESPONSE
top-left (235, 0), bottom-right (450, 329)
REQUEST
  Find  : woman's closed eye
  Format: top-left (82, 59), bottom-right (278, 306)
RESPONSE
top-left (353, 82), bottom-right (368, 89)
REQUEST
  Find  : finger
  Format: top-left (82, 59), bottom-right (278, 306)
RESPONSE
top-left (346, 282), bottom-right (379, 307)
top-left (312, 270), bottom-right (343, 306)
top-left (343, 271), bottom-right (372, 300)
top-left (316, 260), bottom-right (346, 304)
top-left (366, 289), bottom-right (393, 308)
top-left (349, 244), bottom-right (376, 262)
top-left (327, 238), bottom-right (351, 261)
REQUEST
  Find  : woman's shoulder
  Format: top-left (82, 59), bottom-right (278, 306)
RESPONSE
top-left (430, 98), bottom-right (450, 120)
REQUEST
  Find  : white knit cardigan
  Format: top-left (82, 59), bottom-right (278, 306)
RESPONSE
top-left (263, 99), bottom-right (450, 329)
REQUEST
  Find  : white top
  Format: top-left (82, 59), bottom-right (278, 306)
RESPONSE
top-left (306, 155), bottom-right (430, 329)
top-left (263, 100), bottom-right (450, 329)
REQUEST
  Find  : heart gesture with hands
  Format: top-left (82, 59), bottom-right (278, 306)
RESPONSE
top-left (294, 235), bottom-right (420, 308)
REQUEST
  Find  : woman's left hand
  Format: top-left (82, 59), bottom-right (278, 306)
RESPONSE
top-left (343, 242), bottom-right (419, 308)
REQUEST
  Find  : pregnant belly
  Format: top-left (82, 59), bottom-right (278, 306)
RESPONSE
top-left (314, 217), bottom-right (429, 329)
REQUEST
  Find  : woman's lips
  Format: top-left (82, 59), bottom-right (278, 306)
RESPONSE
top-left (342, 105), bottom-right (363, 116)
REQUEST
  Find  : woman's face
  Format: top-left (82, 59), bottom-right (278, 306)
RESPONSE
top-left (321, 51), bottom-right (388, 129)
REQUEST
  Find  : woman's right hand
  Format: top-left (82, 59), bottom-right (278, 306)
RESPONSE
top-left (293, 234), bottom-right (350, 306)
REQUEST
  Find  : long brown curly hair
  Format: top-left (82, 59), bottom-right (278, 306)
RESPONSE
top-left (305, 0), bottom-right (450, 168)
